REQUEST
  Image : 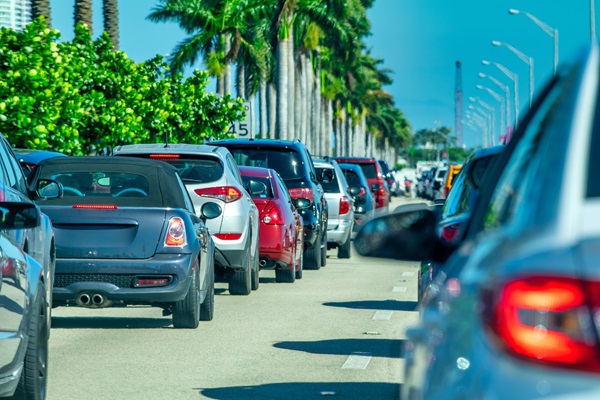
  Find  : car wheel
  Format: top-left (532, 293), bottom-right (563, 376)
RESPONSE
top-left (320, 231), bottom-right (327, 267)
top-left (200, 266), bottom-right (214, 322)
top-left (229, 249), bottom-right (252, 295)
top-left (337, 232), bottom-right (351, 259)
top-left (14, 283), bottom-right (49, 400)
top-left (303, 235), bottom-right (321, 270)
top-left (295, 242), bottom-right (303, 279)
top-left (172, 267), bottom-right (200, 329)
top-left (251, 239), bottom-right (260, 291)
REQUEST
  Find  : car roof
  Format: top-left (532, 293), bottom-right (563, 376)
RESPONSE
top-left (13, 148), bottom-right (67, 163)
top-left (238, 165), bottom-right (272, 178)
top-left (335, 156), bottom-right (376, 163)
top-left (210, 138), bottom-right (305, 150)
top-left (113, 143), bottom-right (224, 156)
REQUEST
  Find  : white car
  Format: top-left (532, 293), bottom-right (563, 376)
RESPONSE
top-left (112, 144), bottom-right (260, 296)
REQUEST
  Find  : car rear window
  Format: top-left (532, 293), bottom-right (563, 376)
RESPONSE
top-left (315, 167), bottom-right (340, 193)
top-left (125, 154), bottom-right (224, 184)
top-left (342, 170), bottom-right (362, 186)
top-left (240, 175), bottom-right (273, 198)
top-left (228, 148), bottom-right (306, 181)
top-left (357, 163), bottom-right (377, 179)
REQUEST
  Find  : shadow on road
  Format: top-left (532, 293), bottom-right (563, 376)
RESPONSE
top-left (51, 316), bottom-right (172, 329)
top-left (273, 338), bottom-right (405, 359)
top-left (323, 299), bottom-right (417, 312)
top-left (198, 381), bottom-right (401, 400)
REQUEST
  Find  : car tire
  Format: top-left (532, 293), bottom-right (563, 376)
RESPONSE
top-left (229, 249), bottom-right (252, 295)
top-left (200, 267), bottom-right (214, 322)
top-left (320, 231), bottom-right (327, 267)
top-left (337, 233), bottom-right (351, 259)
top-left (275, 261), bottom-right (296, 283)
top-left (13, 283), bottom-right (49, 400)
top-left (303, 236), bottom-right (321, 270)
top-left (295, 243), bottom-right (303, 279)
top-left (172, 267), bottom-right (200, 329)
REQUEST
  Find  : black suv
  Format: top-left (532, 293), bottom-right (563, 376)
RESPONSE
top-left (211, 138), bottom-right (328, 270)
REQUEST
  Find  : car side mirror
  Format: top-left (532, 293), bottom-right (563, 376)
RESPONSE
top-left (294, 198), bottom-right (311, 209)
top-left (353, 203), bottom-right (451, 262)
top-left (35, 179), bottom-right (62, 199)
top-left (371, 183), bottom-right (381, 192)
top-left (0, 202), bottom-right (40, 230)
top-left (347, 185), bottom-right (362, 196)
top-left (245, 179), bottom-right (267, 196)
top-left (319, 169), bottom-right (333, 184)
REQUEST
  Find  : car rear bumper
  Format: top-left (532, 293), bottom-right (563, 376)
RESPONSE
top-left (258, 225), bottom-right (294, 268)
top-left (327, 218), bottom-right (353, 244)
top-left (52, 253), bottom-right (195, 305)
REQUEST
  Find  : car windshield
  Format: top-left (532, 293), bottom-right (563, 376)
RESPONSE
top-left (229, 148), bottom-right (306, 181)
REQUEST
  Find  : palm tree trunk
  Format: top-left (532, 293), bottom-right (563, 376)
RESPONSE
top-left (268, 82), bottom-right (277, 139)
top-left (102, 0), bottom-right (119, 49)
top-left (276, 38), bottom-right (289, 140)
top-left (74, 0), bottom-right (93, 35)
top-left (287, 31), bottom-right (295, 140)
top-left (294, 56), bottom-right (302, 143)
top-left (32, 0), bottom-right (51, 27)
top-left (236, 63), bottom-right (246, 100)
top-left (301, 53), bottom-right (310, 144)
top-left (313, 53), bottom-right (322, 155)
top-left (224, 33), bottom-right (232, 95)
top-left (259, 79), bottom-right (267, 138)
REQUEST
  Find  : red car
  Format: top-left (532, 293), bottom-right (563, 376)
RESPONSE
top-left (239, 166), bottom-right (304, 283)
top-left (334, 157), bottom-right (390, 210)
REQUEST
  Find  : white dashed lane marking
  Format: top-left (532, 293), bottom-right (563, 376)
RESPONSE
top-left (393, 286), bottom-right (407, 293)
top-left (342, 352), bottom-right (372, 369)
top-left (372, 310), bottom-right (393, 320)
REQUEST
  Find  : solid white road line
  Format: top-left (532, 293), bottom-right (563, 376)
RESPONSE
top-left (372, 310), bottom-right (393, 320)
top-left (342, 352), bottom-right (372, 370)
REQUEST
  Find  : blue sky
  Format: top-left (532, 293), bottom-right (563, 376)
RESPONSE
top-left (50, 0), bottom-right (597, 148)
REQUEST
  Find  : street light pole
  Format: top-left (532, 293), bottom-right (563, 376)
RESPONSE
top-left (509, 9), bottom-right (558, 75)
top-left (492, 40), bottom-right (534, 108)
top-left (477, 84), bottom-right (505, 145)
top-left (482, 60), bottom-right (519, 129)
top-left (467, 108), bottom-right (490, 148)
top-left (479, 73), bottom-right (510, 138)
top-left (592, 0), bottom-right (596, 42)
top-left (469, 98), bottom-right (495, 147)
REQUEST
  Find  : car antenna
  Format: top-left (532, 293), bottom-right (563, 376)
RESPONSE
top-left (164, 131), bottom-right (170, 148)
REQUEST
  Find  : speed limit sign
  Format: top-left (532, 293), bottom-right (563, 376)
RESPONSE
top-left (228, 102), bottom-right (252, 138)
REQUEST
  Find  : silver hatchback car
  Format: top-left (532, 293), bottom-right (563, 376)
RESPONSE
top-left (313, 158), bottom-right (354, 259)
top-left (112, 144), bottom-right (260, 296)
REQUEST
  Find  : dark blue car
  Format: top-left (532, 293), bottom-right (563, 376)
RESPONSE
top-left (28, 157), bottom-right (216, 329)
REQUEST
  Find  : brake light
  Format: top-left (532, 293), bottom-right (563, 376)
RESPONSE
top-left (165, 217), bottom-right (186, 246)
top-left (73, 204), bottom-right (118, 210)
top-left (288, 188), bottom-right (314, 206)
top-left (262, 203), bottom-right (284, 225)
top-left (444, 186), bottom-right (450, 197)
top-left (150, 154), bottom-right (180, 159)
top-left (194, 186), bottom-right (242, 203)
top-left (339, 196), bottom-right (351, 215)
top-left (214, 233), bottom-right (242, 240)
top-left (440, 224), bottom-right (461, 243)
top-left (134, 276), bottom-right (172, 287)
top-left (486, 276), bottom-right (600, 373)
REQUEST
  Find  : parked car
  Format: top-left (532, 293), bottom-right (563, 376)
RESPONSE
top-left (418, 145), bottom-right (504, 302)
top-left (354, 46), bottom-right (600, 399)
top-left (0, 202), bottom-right (50, 400)
top-left (338, 162), bottom-right (376, 236)
top-left (210, 138), bottom-right (328, 270)
top-left (29, 156), bottom-right (216, 328)
top-left (335, 157), bottom-right (390, 211)
top-left (111, 143), bottom-right (260, 296)
top-left (378, 159), bottom-right (400, 197)
top-left (426, 165), bottom-right (447, 200)
top-left (13, 148), bottom-right (67, 178)
top-left (238, 166), bottom-right (304, 282)
top-left (313, 158), bottom-right (354, 259)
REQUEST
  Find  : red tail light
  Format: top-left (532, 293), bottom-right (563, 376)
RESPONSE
top-left (134, 276), bottom-right (172, 287)
top-left (165, 217), bottom-right (186, 246)
top-left (194, 186), bottom-right (242, 203)
top-left (214, 233), bottom-right (242, 240)
top-left (440, 224), bottom-right (461, 243)
top-left (73, 204), bottom-right (118, 209)
top-left (486, 276), bottom-right (600, 373)
top-left (444, 186), bottom-right (450, 197)
top-left (150, 154), bottom-right (180, 160)
top-left (339, 196), bottom-right (351, 215)
top-left (262, 203), bottom-right (284, 225)
top-left (288, 188), bottom-right (314, 206)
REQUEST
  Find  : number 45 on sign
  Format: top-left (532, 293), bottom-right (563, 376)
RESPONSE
top-left (228, 102), bottom-right (252, 138)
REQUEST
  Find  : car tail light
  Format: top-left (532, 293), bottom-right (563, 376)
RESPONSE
top-left (194, 186), bottom-right (242, 203)
top-left (214, 233), bottom-right (242, 240)
top-left (262, 203), bottom-right (284, 225)
top-left (134, 276), bottom-right (172, 287)
top-left (440, 224), bottom-right (461, 243)
top-left (485, 276), bottom-right (600, 373)
top-left (73, 204), bottom-right (118, 210)
top-left (165, 217), bottom-right (186, 246)
top-left (288, 188), bottom-right (314, 206)
top-left (150, 154), bottom-right (180, 160)
top-left (339, 196), bottom-right (351, 215)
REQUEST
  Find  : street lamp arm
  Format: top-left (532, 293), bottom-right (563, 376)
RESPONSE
top-left (522, 11), bottom-right (557, 37)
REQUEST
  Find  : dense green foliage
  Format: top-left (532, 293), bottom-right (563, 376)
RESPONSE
top-left (0, 18), bottom-right (243, 155)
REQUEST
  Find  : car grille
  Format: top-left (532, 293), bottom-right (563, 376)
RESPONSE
top-left (54, 274), bottom-right (137, 288)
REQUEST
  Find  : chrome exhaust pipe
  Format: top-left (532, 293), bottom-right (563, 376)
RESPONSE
top-left (259, 259), bottom-right (267, 267)
top-left (91, 293), bottom-right (105, 306)
top-left (77, 293), bottom-right (91, 306)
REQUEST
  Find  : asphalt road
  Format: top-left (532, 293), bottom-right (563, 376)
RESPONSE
top-left (47, 195), bottom-right (422, 400)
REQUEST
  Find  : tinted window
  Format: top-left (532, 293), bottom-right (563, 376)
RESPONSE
top-left (342, 170), bottom-right (362, 186)
top-left (229, 148), bottom-right (306, 181)
top-left (358, 163), bottom-right (378, 179)
top-left (241, 175), bottom-right (273, 198)
top-left (315, 167), bottom-right (339, 193)
top-left (171, 158), bottom-right (224, 184)
top-left (442, 156), bottom-right (493, 220)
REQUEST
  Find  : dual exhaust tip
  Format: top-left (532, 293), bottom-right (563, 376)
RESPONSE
top-left (76, 292), bottom-right (112, 307)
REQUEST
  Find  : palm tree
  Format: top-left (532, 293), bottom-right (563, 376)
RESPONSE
top-left (32, 0), bottom-right (51, 27)
top-left (103, 0), bottom-right (119, 49)
top-left (75, 0), bottom-right (93, 35)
